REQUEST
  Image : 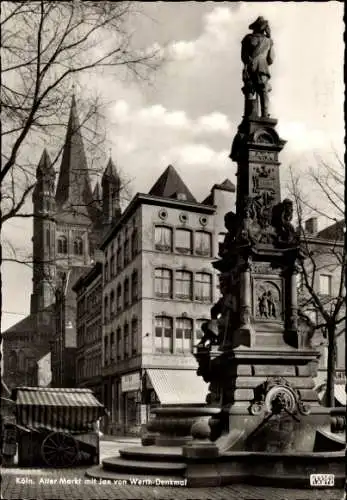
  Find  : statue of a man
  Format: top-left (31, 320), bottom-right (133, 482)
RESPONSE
top-left (241, 16), bottom-right (274, 118)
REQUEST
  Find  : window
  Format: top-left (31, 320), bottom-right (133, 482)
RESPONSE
top-left (110, 332), bottom-right (115, 362)
top-left (196, 319), bottom-right (206, 343)
top-left (124, 238), bottom-right (130, 265)
top-left (110, 256), bottom-right (115, 278)
top-left (124, 323), bottom-right (129, 358)
top-left (155, 226), bottom-right (172, 252)
top-left (46, 229), bottom-right (50, 248)
top-left (110, 289), bottom-right (115, 318)
top-left (73, 237), bottom-right (83, 255)
top-left (175, 318), bottom-right (193, 353)
top-left (117, 284), bottom-right (122, 312)
top-left (155, 316), bottom-right (173, 353)
top-left (104, 262), bottom-right (109, 283)
top-left (131, 229), bottom-right (138, 258)
top-left (319, 274), bottom-right (332, 295)
top-left (175, 229), bottom-right (192, 254)
top-left (57, 235), bottom-right (67, 254)
top-left (104, 296), bottom-right (109, 323)
top-left (124, 278), bottom-right (130, 308)
top-left (116, 327), bottom-right (122, 360)
top-left (195, 231), bottom-right (212, 257)
top-left (155, 268), bottom-right (172, 298)
top-left (8, 351), bottom-right (17, 370)
top-left (175, 270), bottom-right (192, 300)
top-left (131, 317), bottom-right (138, 353)
top-left (131, 270), bottom-right (138, 301)
top-left (195, 273), bottom-right (212, 302)
top-left (117, 246), bottom-right (123, 272)
top-left (104, 336), bottom-right (108, 365)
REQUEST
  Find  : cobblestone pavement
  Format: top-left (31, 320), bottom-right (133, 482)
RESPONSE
top-left (1, 439), bottom-right (344, 500)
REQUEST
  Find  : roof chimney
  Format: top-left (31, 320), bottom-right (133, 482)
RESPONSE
top-left (305, 217), bottom-right (318, 235)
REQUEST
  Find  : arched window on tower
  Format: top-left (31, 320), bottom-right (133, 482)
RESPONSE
top-left (57, 235), bottom-right (68, 254)
top-left (73, 237), bottom-right (83, 255)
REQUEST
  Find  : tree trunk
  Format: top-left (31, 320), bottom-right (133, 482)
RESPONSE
top-left (325, 325), bottom-right (336, 407)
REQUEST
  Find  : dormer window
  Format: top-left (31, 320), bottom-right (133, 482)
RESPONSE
top-left (176, 193), bottom-right (187, 200)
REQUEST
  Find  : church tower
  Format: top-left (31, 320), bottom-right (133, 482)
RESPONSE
top-left (31, 149), bottom-right (56, 315)
top-left (102, 156), bottom-right (122, 230)
top-left (54, 94), bottom-right (96, 271)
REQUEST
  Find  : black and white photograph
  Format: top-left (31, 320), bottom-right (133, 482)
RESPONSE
top-left (1, 1), bottom-right (345, 499)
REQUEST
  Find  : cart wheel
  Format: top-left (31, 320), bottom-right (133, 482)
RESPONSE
top-left (41, 432), bottom-right (79, 467)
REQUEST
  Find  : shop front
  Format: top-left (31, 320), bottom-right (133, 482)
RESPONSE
top-left (121, 371), bottom-right (143, 435)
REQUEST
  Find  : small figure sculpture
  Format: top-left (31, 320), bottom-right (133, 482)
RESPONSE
top-left (241, 16), bottom-right (274, 118)
top-left (258, 290), bottom-right (277, 318)
top-left (272, 198), bottom-right (297, 246)
top-left (266, 291), bottom-right (277, 318)
top-left (258, 292), bottom-right (268, 318)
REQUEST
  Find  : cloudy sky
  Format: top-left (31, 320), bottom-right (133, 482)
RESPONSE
top-left (2, 1), bottom-right (344, 330)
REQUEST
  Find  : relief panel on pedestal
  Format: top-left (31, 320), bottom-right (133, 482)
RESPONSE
top-left (253, 279), bottom-right (283, 323)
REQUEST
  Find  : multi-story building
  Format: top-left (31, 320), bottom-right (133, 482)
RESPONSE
top-left (3, 94), bottom-right (120, 389)
top-left (100, 164), bottom-right (236, 434)
top-left (299, 218), bottom-right (345, 405)
top-left (73, 262), bottom-right (103, 402)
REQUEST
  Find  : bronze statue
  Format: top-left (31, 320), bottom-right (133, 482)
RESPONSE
top-left (241, 16), bottom-right (274, 118)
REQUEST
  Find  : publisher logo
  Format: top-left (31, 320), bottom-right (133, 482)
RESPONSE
top-left (310, 474), bottom-right (335, 487)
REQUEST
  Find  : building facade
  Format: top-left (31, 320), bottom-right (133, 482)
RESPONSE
top-left (299, 218), bottom-right (345, 404)
top-left (100, 165), bottom-right (236, 434)
top-left (73, 262), bottom-right (103, 402)
top-left (3, 95), bottom-right (120, 390)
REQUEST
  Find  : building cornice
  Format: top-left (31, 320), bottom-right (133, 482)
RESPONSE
top-left (100, 193), bottom-right (216, 250)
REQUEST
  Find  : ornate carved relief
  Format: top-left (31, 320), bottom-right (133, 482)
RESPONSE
top-left (249, 377), bottom-right (311, 416)
top-left (249, 150), bottom-right (277, 162)
top-left (252, 262), bottom-right (281, 275)
top-left (254, 280), bottom-right (282, 320)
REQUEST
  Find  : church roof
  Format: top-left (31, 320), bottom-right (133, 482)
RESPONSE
top-left (102, 157), bottom-right (121, 186)
top-left (37, 149), bottom-right (54, 175)
top-left (148, 164), bottom-right (196, 203)
top-left (55, 95), bottom-right (94, 217)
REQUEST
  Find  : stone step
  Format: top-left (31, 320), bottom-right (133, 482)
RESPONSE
top-left (119, 445), bottom-right (183, 462)
top-left (102, 456), bottom-right (186, 475)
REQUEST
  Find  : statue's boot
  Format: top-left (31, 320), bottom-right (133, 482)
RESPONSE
top-left (260, 92), bottom-right (270, 118)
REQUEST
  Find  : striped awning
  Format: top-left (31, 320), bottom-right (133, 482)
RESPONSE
top-left (13, 387), bottom-right (105, 432)
top-left (146, 369), bottom-right (209, 405)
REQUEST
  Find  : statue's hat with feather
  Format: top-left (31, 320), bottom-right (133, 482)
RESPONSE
top-left (249, 16), bottom-right (269, 31)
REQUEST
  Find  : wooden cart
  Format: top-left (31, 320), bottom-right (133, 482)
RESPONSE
top-left (12, 387), bottom-right (106, 467)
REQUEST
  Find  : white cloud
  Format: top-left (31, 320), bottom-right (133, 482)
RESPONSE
top-left (168, 41), bottom-right (197, 61)
top-left (175, 144), bottom-right (229, 166)
top-left (196, 112), bottom-right (231, 133)
top-left (112, 99), bottom-right (130, 122)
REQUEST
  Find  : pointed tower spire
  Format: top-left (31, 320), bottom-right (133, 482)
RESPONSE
top-left (55, 94), bottom-right (93, 214)
top-left (102, 155), bottom-right (121, 226)
top-left (93, 181), bottom-right (102, 203)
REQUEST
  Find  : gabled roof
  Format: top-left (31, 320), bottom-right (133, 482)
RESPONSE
top-left (317, 220), bottom-right (344, 241)
top-left (55, 95), bottom-right (94, 216)
top-left (148, 164), bottom-right (196, 203)
top-left (214, 178), bottom-right (236, 192)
